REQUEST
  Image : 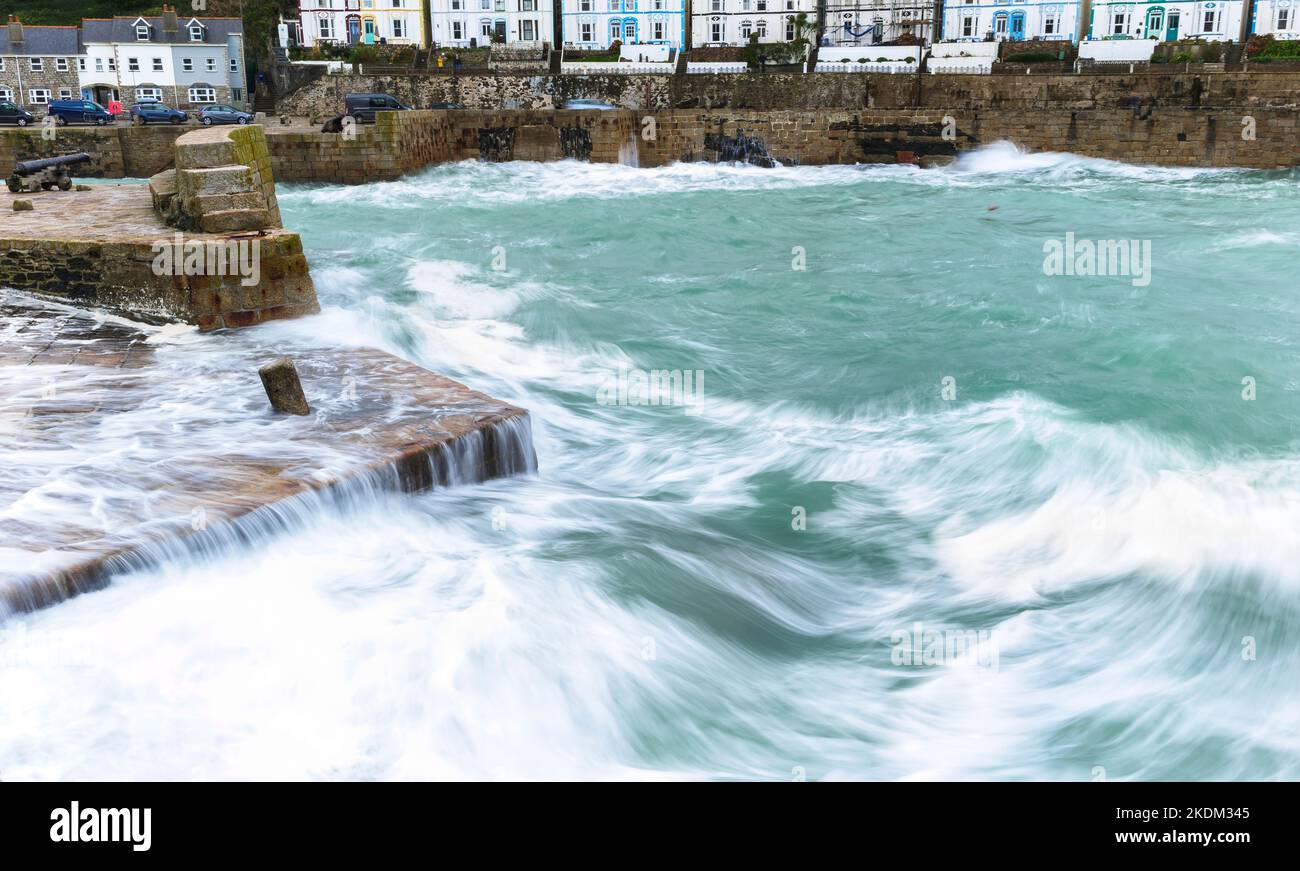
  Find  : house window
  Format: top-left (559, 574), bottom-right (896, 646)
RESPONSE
top-left (711, 0), bottom-right (722, 11)
top-left (453, 21), bottom-right (464, 39)
top-left (230, 58), bottom-right (239, 72)
top-left (757, 20), bottom-right (767, 37)
top-left (392, 17), bottom-right (406, 36)
top-left (453, 0), bottom-right (462, 8)
top-left (495, 0), bottom-right (505, 9)
top-left (611, 20), bottom-right (622, 41)
top-left (128, 57), bottom-right (141, 71)
top-left (30, 58), bottom-right (43, 72)
top-left (95, 57), bottom-right (104, 72)
top-left (0, 88), bottom-right (11, 101)
top-left (481, 19), bottom-right (493, 37)
top-left (190, 24), bottom-right (204, 41)
top-left (29, 89), bottom-right (52, 104)
top-left (711, 21), bottom-right (724, 41)
top-left (653, 21), bottom-right (665, 39)
top-left (0, 59), bottom-right (5, 72)
top-left (741, 20), bottom-right (752, 39)
top-left (206, 58), bottom-right (216, 71)
top-left (1281, 9), bottom-right (1292, 29)
top-left (136, 87), bottom-right (162, 101)
top-left (56, 58), bottom-right (69, 71)
top-left (59, 89), bottom-right (73, 100)
top-left (580, 0), bottom-right (592, 8)
top-left (1112, 13), bottom-right (1126, 35)
top-left (961, 16), bottom-right (975, 37)
top-left (521, 0), bottom-right (536, 10)
top-left (1043, 14), bottom-right (1057, 34)
top-left (109, 58), bottom-right (116, 71)
top-left (481, 0), bottom-right (491, 8)
top-left (581, 22), bottom-right (593, 41)
top-left (742, 0), bottom-right (751, 9)
top-left (522, 19), bottom-right (536, 40)
top-left (319, 19), bottom-right (334, 39)
top-left (152, 57), bottom-right (163, 71)
top-left (136, 23), bottom-right (150, 40)
top-left (1202, 10), bottom-right (1218, 32)
top-left (756, 0), bottom-right (767, 10)
top-left (77, 58), bottom-right (86, 71)
top-left (188, 86), bottom-right (216, 103)
top-left (183, 58), bottom-right (194, 71)
top-left (610, 0), bottom-right (621, 9)
top-left (786, 0), bottom-right (794, 8)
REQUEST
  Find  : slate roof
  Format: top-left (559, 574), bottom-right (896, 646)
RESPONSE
top-left (80, 17), bottom-right (243, 46)
top-left (0, 25), bottom-right (80, 57)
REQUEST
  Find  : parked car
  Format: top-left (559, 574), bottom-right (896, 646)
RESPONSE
top-left (429, 102), bottom-right (461, 110)
top-left (321, 94), bottom-right (411, 133)
top-left (198, 104), bottom-right (254, 126)
top-left (343, 93), bottom-right (410, 123)
top-left (0, 101), bottom-right (35, 126)
top-left (46, 99), bottom-right (114, 126)
top-left (131, 101), bottom-right (188, 125)
top-left (560, 98), bottom-right (618, 111)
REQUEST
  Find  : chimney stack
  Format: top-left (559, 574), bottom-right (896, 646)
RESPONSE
top-left (8, 15), bottom-right (23, 43)
top-left (163, 5), bottom-right (179, 33)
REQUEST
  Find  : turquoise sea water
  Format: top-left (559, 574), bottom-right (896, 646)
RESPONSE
top-left (4, 144), bottom-right (1300, 779)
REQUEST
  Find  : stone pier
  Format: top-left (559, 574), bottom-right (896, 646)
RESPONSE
top-left (0, 124), bottom-right (319, 330)
top-left (0, 296), bottom-right (535, 614)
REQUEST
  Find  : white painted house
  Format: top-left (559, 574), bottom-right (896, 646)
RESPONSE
top-left (822, 1), bottom-right (937, 47)
top-left (562, 0), bottom-right (685, 49)
top-left (1084, 1), bottom-right (1245, 41)
top-left (428, 0), bottom-right (552, 47)
top-left (692, 0), bottom-right (816, 47)
top-left (79, 9), bottom-right (246, 109)
top-left (298, 0), bottom-right (425, 48)
top-left (941, 0), bottom-right (1081, 42)
top-left (1248, 0), bottom-right (1299, 36)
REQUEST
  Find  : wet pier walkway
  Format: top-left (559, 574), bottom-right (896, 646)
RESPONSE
top-left (0, 294), bottom-right (534, 613)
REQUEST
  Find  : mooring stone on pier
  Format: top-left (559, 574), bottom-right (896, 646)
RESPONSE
top-left (259, 357), bottom-right (311, 415)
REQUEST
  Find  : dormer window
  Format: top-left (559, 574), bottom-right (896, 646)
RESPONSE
top-left (188, 19), bottom-right (206, 41)
top-left (135, 22), bottom-right (150, 40)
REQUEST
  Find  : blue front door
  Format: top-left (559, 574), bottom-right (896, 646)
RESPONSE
top-left (347, 17), bottom-right (361, 44)
top-left (1010, 12), bottom-right (1026, 41)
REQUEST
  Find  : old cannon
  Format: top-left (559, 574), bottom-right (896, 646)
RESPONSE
top-left (6, 152), bottom-right (92, 193)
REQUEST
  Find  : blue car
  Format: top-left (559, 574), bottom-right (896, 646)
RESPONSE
top-left (131, 101), bottom-right (188, 125)
top-left (46, 99), bottom-right (113, 126)
top-left (197, 104), bottom-right (254, 126)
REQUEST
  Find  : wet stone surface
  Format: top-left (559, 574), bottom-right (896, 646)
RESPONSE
top-left (0, 294), bottom-right (534, 613)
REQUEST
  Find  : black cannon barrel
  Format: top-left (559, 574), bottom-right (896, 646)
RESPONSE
top-left (13, 152), bottom-right (92, 176)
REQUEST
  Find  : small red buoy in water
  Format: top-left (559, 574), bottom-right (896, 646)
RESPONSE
top-left (987, 204), bottom-right (999, 211)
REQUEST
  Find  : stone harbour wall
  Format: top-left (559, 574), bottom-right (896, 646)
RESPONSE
top-left (276, 69), bottom-right (1300, 118)
top-left (0, 125), bottom-right (186, 179)
top-left (261, 105), bottom-right (1300, 174)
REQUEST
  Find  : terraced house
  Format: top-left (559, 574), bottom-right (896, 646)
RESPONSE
top-left (80, 8), bottom-right (247, 110)
top-left (1252, 0), bottom-right (1300, 36)
top-left (820, 0), bottom-right (937, 46)
top-left (940, 1), bottom-right (1082, 42)
top-left (0, 17), bottom-right (81, 111)
top-left (298, 0), bottom-right (426, 47)
top-left (1084, 1), bottom-right (1248, 40)
top-left (564, 0), bottom-right (685, 48)
top-left (429, 0), bottom-right (552, 46)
